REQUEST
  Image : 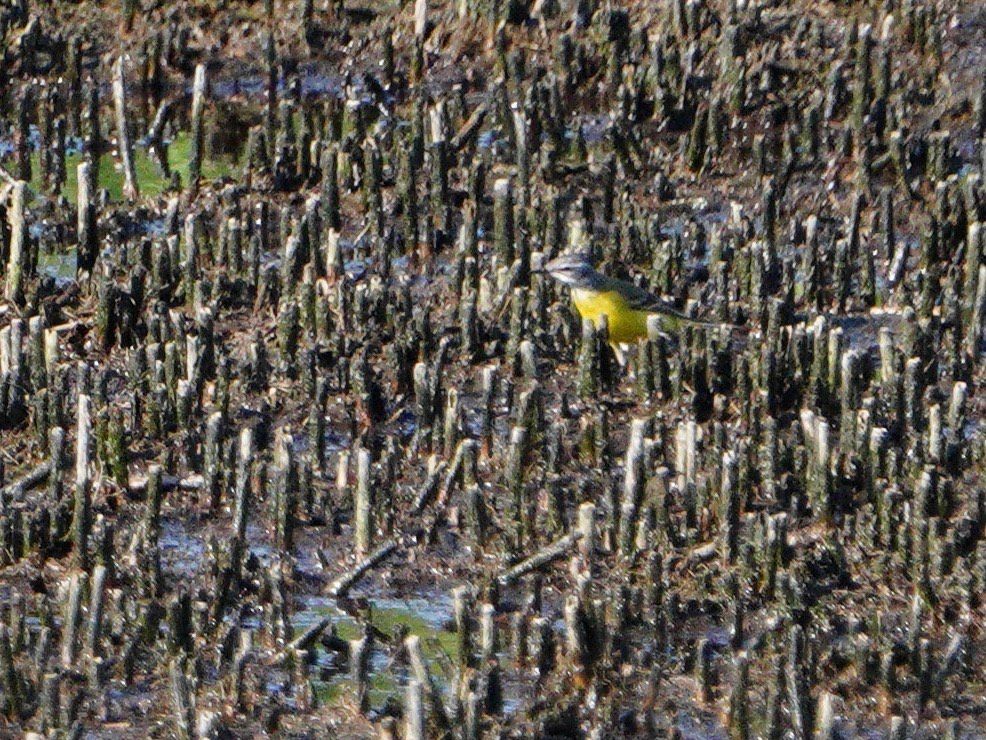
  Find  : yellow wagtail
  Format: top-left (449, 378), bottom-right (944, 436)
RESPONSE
top-left (536, 252), bottom-right (737, 361)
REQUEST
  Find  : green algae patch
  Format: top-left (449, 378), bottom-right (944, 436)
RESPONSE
top-left (296, 598), bottom-right (459, 708)
top-left (5, 130), bottom-right (240, 204)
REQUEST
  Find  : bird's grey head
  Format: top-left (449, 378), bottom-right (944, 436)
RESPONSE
top-left (541, 253), bottom-right (598, 288)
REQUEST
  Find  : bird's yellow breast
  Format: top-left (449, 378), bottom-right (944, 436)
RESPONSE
top-left (572, 289), bottom-right (650, 345)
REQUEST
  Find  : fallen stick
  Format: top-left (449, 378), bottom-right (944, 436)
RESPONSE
top-left (327, 539), bottom-right (400, 597)
top-left (128, 474), bottom-right (205, 494)
top-left (270, 617), bottom-right (332, 665)
top-left (687, 542), bottom-right (718, 564)
top-left (0, 467), bottom-right (205, 501)
top-left (496, 531), bottom-right (582, 586)
top-left (0, 461), bottom-right (53, 500)
top-left (49, 321), bottom-right (81, 334)
top-left (451, 102), bottom-right (488, 151)
top-left (411, 461), bottom-right (448, 514)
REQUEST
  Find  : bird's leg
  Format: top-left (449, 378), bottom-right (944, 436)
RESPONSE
top-left (608, 342), bottom-right (627, 368)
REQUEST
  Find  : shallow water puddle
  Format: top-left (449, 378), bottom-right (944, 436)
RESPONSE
top-left (293, 591), bottom-right (459, 707)
top-left (208, 64), bottom-right (344, 102)
top-left (37, 250), bottom-right (76, 282)
top-left (159, 518), bottom-right (207, 577)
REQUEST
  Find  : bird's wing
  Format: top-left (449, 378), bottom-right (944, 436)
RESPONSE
top-left (615, 277), bottom-right (739, 330)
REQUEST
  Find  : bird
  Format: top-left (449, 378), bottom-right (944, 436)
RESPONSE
top-left (536, 252), bottom-right (738, 362)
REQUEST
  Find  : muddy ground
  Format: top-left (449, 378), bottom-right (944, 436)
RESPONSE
top-left (0, 0), bottom-right (984, 738)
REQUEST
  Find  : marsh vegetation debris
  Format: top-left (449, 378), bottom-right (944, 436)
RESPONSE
top-left (0, 0), bottom-right (984, 738)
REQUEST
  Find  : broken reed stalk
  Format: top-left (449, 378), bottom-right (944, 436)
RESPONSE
top-left (4, 181), bottom-right (27, 304)
top-left (188, 64), bottom-right (207, 192)
top-left (112, 56), bottom-right (140, 201)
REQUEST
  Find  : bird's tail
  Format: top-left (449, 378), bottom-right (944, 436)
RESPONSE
top-left (654, 306), bottom-right (746, 334)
